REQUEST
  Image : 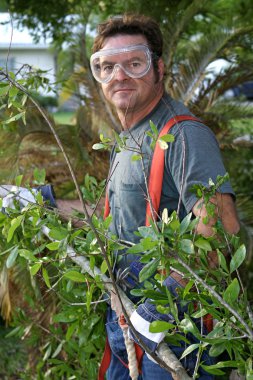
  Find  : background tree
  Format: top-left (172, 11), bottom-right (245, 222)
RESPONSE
top-left (0, 1), bottom-right (253, 378)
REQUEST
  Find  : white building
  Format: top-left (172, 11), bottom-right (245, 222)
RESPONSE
top-left (0, 13), bottom-right (56, 95)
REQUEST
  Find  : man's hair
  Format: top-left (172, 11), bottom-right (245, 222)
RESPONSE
top-left (92, 14), bottom-right (163, 73)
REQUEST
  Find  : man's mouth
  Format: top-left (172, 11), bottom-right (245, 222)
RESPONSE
top-left (113, 87), bottom-right (135, 93)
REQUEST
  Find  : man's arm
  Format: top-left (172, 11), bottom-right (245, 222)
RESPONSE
top-left (170, 193), bottom-right (240, 285)
top-left (193, 192), bottom-right (240, 237)
top-left (192, 192), bottom-right (240, 270)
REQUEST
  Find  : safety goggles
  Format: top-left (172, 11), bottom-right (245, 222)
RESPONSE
top-left (90, 44), bottom-right (152, 84)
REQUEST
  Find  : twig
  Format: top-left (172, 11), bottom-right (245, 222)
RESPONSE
top-left (170, 249), bottom-right (253, 340)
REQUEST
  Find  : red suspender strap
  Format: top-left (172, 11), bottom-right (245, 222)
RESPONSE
top-left (104, 192), bottom-right (110, 219)
top-left (98, 339), bottom-right (144, 379)
top-left (104, 115), bottom-right (200, 222)
top-left (99, 115), bottom-right (201, 379)
top-left (98, 337), bottom-right (111, 380)
top-left (145, 115), bottom-right (200, 226)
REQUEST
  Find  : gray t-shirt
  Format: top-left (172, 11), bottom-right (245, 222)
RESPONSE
top-left (107, 93), bottom-right (234, 267)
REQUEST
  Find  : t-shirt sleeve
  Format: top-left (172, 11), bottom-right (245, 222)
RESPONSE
top-left (165, 121), bottom-right (235, 214)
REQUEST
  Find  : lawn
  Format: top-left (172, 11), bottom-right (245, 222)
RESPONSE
top-left (53, 111), bottom-right (76, 125)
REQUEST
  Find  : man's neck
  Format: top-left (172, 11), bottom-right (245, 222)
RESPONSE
top-left (118, 89), bottom-right (164, 130)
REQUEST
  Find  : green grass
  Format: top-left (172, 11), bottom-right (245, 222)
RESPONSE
top-left (53, 111), bottom-right (76, 125)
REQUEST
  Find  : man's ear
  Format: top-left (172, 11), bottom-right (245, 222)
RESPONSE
top-left (157, 58), bottom-right (165, 82)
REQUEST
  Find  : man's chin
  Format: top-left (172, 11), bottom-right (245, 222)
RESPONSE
top-left (111, 93), bottom-right (137, 110)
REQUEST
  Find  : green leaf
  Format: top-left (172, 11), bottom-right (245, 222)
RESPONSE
top-left (92, 143), bottom-right (106, 150)
top-left (230, 244), bottom-right (246, 273)
top-left (149, 320), bottom-right (174, 333)
top-left (100, 259), bottom-right (108, 274)
top-left (130, 288), bottom-right (144, 297)
top-left (43, 344), bottom-right (52, 361)
top-left (159, 134), bottom-right (175, 143)
top-left (170, 219), bottom-right (180, 231)
top-left (192, 308), bottom-right (208, 318)
top-left (179, 213), bottom-right (192, 235)
top-left (5, 326), bottom-right (22, 338)
top-left (33, 168), bottom-right (46, 185)
top-left (180, 317), bottom-right (201, 338)
top-left (194, 238), bottom-right (212, 251)
top-left (4, 112), bottom-right (25, 124)
top-left (7, 215), bottom-right (23, 242)
top-left (49, 227), bottom-right (68, 241)
top-left (209, 342), bottom-right (227, 357)
top-left (149, 120), bottom-right (158, 137)
top-left (165, 332), bottom-right (189, 346)
top-left (131, 154), bottom-right (142, 161)
top-left (223, 278), bottom-right (240, 305)
top-left (142, 237), bottom-right (158, 250)
top-left (139, 258), bottom-right (159, 282)
top-left (19, 249), bottom-right (37, 261)
top-left (9, 85), bottom-right (19, 97)
top-left (46, 241), bottom-right (60, 251)
top-left (179, 239), bottom-right (194, 254)
top-left (182, 279), bottom-right (195, 299)
top-left (63, 270), bottom-right (86, 282)
top-left (42, 267), bottom-right (51, 288)
top-left (156, 305), bottom-right (171, 314)
top-left (103, 215), bottom-right (112, 229)
top-left (0, 85), bottom-right (9, 97)
top-left (30, 262), bottom-right (42, 276)
top-left (138, 226), bottom-right (158, 240)
top-left (52, 341), bottom-right (64, 358)
top-left (15, 175), bottom-right (23, 187)
top-left (127, 242), bottom-right (145, 254)
top-left (200, 366), bottom-right (225, 375)
top-left (217, 250), bottom-right (228, 272)
top-left (53, 312), bottom-right (77, 323)
top-left (6, 246), bottom-right (19, 268)
top-left (66, 322), bottom-right (77, 341)
top-left (180, 343), bottom-right (199, 359)
top-left (203, 361), bottom-right (238, 370)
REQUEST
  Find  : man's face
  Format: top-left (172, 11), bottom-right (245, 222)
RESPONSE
top-left (99, 34), bottom-right (164, 118)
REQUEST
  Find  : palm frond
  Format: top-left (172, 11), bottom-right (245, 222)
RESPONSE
top-left (189, 100), bottom-right (253, 140)
top-left (196, 62), bottom-right (253, 106)
top-left (162, 0), bottom-right (208, 73)
top-left (168, 25), bottom-right (253, 105)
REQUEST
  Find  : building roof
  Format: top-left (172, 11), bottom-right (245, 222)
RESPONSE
top-left (0, 43), bottom-right (50, 50)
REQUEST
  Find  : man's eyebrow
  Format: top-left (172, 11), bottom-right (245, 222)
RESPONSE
top-left (99, 60), bottom-right (115, 67)
top-left (100, 55), bottom-right (144, 65)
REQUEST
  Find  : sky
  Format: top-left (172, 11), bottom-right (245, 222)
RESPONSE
top-left (0, 12), bottom-right (47, 45)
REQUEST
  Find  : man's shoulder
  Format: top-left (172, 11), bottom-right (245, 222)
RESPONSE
top-left (149, 93), bottom-right (195, 131)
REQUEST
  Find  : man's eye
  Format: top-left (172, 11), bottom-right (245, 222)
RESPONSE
top-left (103, 65), bottom-right (114, 72)
top-left (131, 61), bottom-right (141, 67)
top-left (95, 64), bottom-right (101, 72)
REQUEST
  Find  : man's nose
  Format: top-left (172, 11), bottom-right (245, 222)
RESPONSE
top-left (113, 64), bottom-right (130, 80)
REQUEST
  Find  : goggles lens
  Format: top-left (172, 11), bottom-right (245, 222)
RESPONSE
top-left (90, 45), bottom-right (151, 83)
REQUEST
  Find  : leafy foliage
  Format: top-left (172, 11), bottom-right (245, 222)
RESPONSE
top-left (0, 173), bottom-right (252, 378)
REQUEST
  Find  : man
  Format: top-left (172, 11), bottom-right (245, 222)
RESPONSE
top-left (89, 13), bottom-right (240, 380)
